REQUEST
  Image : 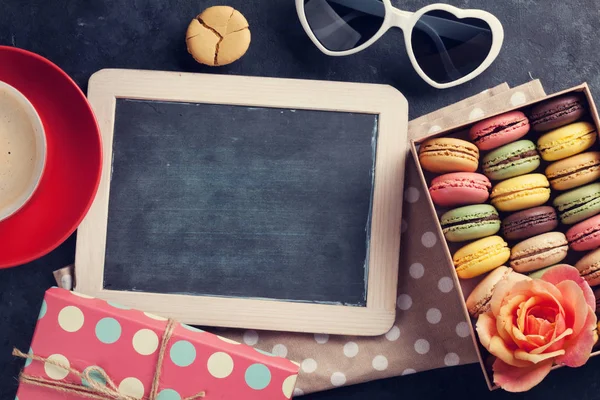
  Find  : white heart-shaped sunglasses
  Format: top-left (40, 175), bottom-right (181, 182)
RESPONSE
top-left (296, 1), bottom-right (504, 89)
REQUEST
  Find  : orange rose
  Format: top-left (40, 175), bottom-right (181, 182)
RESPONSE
top-left (476, 264), bottom-right (597, 392)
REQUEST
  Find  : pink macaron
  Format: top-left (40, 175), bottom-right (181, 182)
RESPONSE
top-left (566, 214), bottom-right (600, 251)
top-left (469, 111), bottom-right (530, 151)
top-left (428, 172), bottom-right (491, 207)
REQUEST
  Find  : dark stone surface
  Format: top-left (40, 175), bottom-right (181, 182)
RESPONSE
top-left (1, 0), bottom-right (600, 398)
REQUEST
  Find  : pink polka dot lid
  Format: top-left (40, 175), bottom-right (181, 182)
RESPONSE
top-left (15, 288), bottom-right (299, 399)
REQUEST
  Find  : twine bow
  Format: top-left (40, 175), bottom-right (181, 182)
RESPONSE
top-left (13, 319), bottom-right (205, 399)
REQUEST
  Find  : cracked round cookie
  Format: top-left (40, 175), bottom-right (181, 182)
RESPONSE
top-left (186, 6), bottom-right (251, 66)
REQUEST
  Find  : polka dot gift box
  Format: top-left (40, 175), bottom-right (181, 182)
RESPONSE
top-left (14, 288), bottom-right (299, 399)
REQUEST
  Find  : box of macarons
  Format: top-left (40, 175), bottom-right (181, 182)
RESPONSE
top-left (411, 84), bottom-right (600, 392)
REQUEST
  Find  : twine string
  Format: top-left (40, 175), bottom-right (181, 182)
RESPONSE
top-left (13, 319), bottom-right (205, 399)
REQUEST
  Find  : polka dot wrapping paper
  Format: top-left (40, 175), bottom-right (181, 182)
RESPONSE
top-left (15, 288), bottom-right (299, 399)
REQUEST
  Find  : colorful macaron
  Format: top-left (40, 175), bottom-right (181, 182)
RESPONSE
top-left (419, 138), bottom-right (479, 173)
top-left (553, 183), bottom-right (600, 225)
top-left (453, 236), bottom-right (510, 279)
top-left (490, 173), bottom-right (551, 212)
top-left (545, 151), bottom-right (600, 191)
top-left (575, 248), bottom-right (600, 287)
top-left (428, 172), bottom-right (491, 207)
top-left (440, 204), bottom-right (500, 242)
top-left (530, 94), bottom-right (587, 132)
top-left (566, 214), bottom-right (600, 252)
top-left (469, 111), bottom-right (530, 151)
top-left (482, 140), bottom-right (540, 181)
top-left (501, 206), bottom-right (558, 241)
top-left (465, 266), bottom-right (529, 318)
top-left (509, 232), bottom-right (569, 273)
top-left (537, 121), bottom-right (597, 161)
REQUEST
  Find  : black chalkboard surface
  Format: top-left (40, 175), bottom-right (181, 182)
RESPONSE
top-left (77, 70), bottom-right (405, 335)
top-left (105, 99), bottom-right (377, 306)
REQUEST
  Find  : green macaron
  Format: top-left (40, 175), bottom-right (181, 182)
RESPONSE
top-left (553, 183), bottom-right (600, 225)
top-left (482, 140), bottom-right (541, 181)
top-left (440, 204), bottom-right (501, 242)
top-left (527, 266), bottom-right (555, 279)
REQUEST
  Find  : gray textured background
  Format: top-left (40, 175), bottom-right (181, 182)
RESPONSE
top-left (1, 0), bottom-right (600, 399)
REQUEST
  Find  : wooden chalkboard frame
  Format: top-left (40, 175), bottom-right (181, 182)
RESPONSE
top-left (75, 69), bottom-right (407, 336)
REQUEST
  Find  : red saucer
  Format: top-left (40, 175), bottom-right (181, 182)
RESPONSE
top-left (0, 47), bottom-right (102, 268)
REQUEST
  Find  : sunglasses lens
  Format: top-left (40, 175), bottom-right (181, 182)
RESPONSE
top-left (303, 0), bottom-right (385, 52)
top-left (411, 10), bottom-right (493, 84)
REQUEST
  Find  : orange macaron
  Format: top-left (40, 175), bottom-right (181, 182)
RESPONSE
top-left (546, 151), bottom-right (600, 191)
top-left (419, 138), bottom-right (479, 174)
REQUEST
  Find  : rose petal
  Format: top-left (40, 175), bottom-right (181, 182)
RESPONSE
top-left (489, 336), bottom-right (530, 367)
top-left (529, 305), bottom-right (560, 322)
top-left (476, 312), bottom-right (497, 349)
top-left (557, 280), bottom-right (591, 336)
top-left (538, 318), bottom-right (555, 338)
top-left (556, 306), bottom-right (597, 367)
top-left (530, 328), bottom-right (572, 354)
top-left (544, 313), bottom-right (567, 353)
top-left (499, 294), bottom-right (529, 344)
top-left (526, 281), bottom-right (565, 314)
top-left (491, 279), bottom-right (519, 316)
top-left (493, 358), bottom-right (553, 392)
top-left (511, 305), bottom-right (560, 352)
top-left (511, 325), bottom-right (538, 352)
top-left (502, 292), bottom-right (562, 351)
top-left (526, 315), bottom-right (541, 334)
top-left (497, 312), bottom-right (517, 344)
top-left (542, 264), bottom-right (596, 311)
top-left (518, 297), bottom-right (539, 333)
top-left (519, 300), bottom-right (559, 337)
top-left (513, 279), bottom-right (562, 298)
top-left (501, 294), bottom-right (529, 319)
top-left (506, 280), bottom-right (565, 319)
top-left (526, 334), bottom-right (546, 348)
top-left (514, 348), bottom-right (565, 363)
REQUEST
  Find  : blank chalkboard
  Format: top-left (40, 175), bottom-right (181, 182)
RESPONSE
top-left (76, 69), bottom-right (407, 335)
top-left (105, 99), bottom-right (376, 305)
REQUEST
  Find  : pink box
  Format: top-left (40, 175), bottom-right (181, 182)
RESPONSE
top-left (15, 288), bottom-right (299, 399)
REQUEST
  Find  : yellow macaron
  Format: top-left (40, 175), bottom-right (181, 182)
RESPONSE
top-left (453, 236), bottom-right (510, 279)
top-left (537, 121), bottom-right (597, 161)
top-left (490, 173), bottom-right (551, 212)
top-left (419, 138), bottom-right (479, 173)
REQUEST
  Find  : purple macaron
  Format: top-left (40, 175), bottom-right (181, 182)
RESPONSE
top-left (502, 206), bottom-right (559, 241)
top-left (529, 94), bottom-right (587, 132)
